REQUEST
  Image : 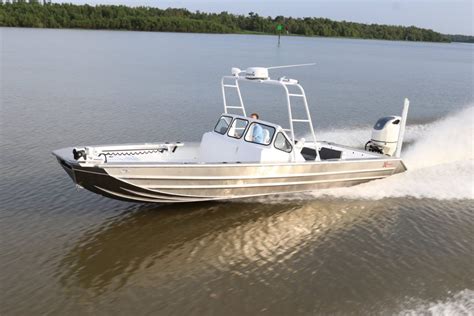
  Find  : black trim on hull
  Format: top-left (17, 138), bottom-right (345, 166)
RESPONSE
top-left (57, 158), bottom-right (76, 182)
top-left (71, 165), bottom-right (205, 203)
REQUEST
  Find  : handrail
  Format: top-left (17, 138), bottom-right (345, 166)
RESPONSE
top-left (94, 143), bottom-right (183, 153)
top-left (222, 76), bottom-right (246, 116)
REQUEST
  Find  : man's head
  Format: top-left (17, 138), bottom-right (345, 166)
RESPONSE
top-left (250, 113), bottom-right (259, 120)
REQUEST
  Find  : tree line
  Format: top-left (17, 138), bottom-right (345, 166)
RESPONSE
top-left (0, 2), bottom-right (466, 43)
top-left (445, 34), bottom-right (474, 43)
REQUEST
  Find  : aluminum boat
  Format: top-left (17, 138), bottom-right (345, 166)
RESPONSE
top-left (53, 65), bottom-right (409, 203)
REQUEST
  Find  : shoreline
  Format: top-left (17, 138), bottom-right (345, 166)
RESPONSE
top-left (1, 2), bottom-right (463, 43)
top-left (1, 26), bottom-right (467, 45)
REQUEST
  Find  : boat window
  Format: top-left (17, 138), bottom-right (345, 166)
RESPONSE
top-left (228, 118), bottom-right (249, 139)
top-left (214, 116), bottom-right (233, 135)
top-left (244, 122), bottom-right (275, 146)
top-left (274, 132), bottom-right (292, 153)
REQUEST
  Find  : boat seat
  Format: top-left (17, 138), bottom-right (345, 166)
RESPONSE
top-left (263, 129), bottom-right (270, 144)
top-left (301, 147), bottom-right (343, 161)
top-left (301, 147), bottom-right (317, 161)
top-left (319, 147), bottom-right (342, 160)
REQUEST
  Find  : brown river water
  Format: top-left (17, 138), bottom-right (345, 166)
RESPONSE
top-left (1, 28), bottom-right (473, 315)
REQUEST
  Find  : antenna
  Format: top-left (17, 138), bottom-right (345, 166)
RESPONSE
top-left (230, 63), bottom-right (315, 80)
top-left (267, 63), bottom-right (316, 70)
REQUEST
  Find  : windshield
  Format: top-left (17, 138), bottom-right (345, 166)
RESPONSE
top-left (228, 118), bottom-right (249, 139)
top-left (214, 116), bottom-right (233, 135)
top-left (274, 132), bottom-right (292, 153)
top-left (244, 122), bottom-right (275, 145)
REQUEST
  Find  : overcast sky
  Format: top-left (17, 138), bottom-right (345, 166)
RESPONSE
top-left (58, 0), bottom-right (473, 35)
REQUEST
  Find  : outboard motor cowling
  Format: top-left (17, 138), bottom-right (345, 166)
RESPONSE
top-left (365, 116), bottom-right (401, 156)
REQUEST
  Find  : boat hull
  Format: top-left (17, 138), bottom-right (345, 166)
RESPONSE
top-left (54, 150), bottom-right (406, 203)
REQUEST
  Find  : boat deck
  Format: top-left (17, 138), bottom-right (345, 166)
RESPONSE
top-left (53, 140), bottom-right (382, 167)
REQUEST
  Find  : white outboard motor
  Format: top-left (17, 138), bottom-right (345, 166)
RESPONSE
top-left (365, 116), bottom-right (401, 156)
top-left (365, 99), bottom-right (410, 157)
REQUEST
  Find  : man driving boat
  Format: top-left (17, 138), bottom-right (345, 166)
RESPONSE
top-left (250, 113), bottom-right (264, 144)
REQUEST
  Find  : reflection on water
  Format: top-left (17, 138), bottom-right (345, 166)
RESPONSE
top-left (53, 198), bottom-right (473, 315)
top-left (58, 199), bottom-right (393, 294)
top-left (59, 200), bottom-right (388, 293)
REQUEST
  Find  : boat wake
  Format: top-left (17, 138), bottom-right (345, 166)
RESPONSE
top-left (310, 106), bottom-right (474, 200)
top-left (395, 289), bottom-right (474, 316)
